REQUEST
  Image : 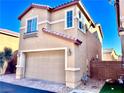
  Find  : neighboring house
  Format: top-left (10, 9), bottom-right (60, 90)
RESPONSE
top-left (118, 55), bottom-right (122, 61)
top-left (102, 49), bottom-right (119, 61)
top-left (0, 28), bottom-right (19, 52)
top-left (115, 0), bottom-right (124, 61)
top-left (16, 0), bottom-right (103, 88)
top-left (0, 28), bottom-right (19, 75)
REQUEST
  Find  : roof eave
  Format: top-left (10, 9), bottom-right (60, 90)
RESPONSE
top-left (97, 24), bottom-right (103, 38)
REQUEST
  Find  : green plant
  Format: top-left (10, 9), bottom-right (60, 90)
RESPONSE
top-left (4, 47), bottom-right (12, 62)
top-left (0, 47), bottom-right (12, 69)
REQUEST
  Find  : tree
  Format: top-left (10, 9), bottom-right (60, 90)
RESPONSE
top-left (4, 47), bottom-right (12, 62)
top-left (0, 47), bottom-right (12, 74)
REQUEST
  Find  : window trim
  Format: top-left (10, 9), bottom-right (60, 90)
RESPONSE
top-left (65, 8), bottom-right (74, 29)
top-left (77, 11), bottom-right (86, 33)
top-left (25, 16), bottom-right (38, 33)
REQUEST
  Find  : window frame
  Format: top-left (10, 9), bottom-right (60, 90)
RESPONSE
top-left (65, 9), bottom-right (74, 29)
top-left (78, 11), bottom-right (85, 32)
top-left (25, 16), bottom-right (38, 33)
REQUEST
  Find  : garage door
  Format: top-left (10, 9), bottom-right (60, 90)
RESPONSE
top-left (25, 50), bottom-right (65, 83)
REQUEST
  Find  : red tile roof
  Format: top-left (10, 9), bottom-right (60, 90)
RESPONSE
top-left (0, 28), bottom-right (19, 37)
top-left (18, 0), bottom-right (96, 28)
top-left (52, 0), bottom-right (79, 12)
top-left (42, 28), bottom-right (82, 45)
top-left (18, 0), bottom-right (79, 20)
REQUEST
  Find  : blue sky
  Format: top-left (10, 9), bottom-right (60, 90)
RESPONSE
top-left (0, 0), bottom-right (122, 55)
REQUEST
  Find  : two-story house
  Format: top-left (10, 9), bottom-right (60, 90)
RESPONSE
top-left (115, 0), bottom-right (124, 62)
top-left (102, 48), bottom-right (119, 61)
top-left (16, 0), bottom-right (103, 88)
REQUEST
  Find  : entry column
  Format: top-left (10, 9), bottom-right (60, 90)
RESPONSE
top-left (16, 52), bottom-right (25, 79)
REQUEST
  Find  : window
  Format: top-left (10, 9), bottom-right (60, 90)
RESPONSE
top-left (79, 11), bottom-right (81, 19)
top-left (79, 21), bottom-right (83, 29)
top-left (78, 11), bottom-right (85, 31)
top-left (66, 10), bottom-right (73, 28)
top-left (94, 31), bottom-right (99, 41)
top-left (27, 18), bottom-right (37, 33)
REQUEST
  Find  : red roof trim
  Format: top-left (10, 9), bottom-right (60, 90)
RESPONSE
top-left (52, 0), bottom-right (79, 12)
top-left (42, 28), bottom-right (82, 45)
top-left (18, 0), bottom-right (79, 20)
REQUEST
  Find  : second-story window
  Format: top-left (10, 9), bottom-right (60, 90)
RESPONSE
top-left (94, 31), bottom-right (99, 41)
top-left (27, 18), bottom-right (37, 33)
top-left (66, 10), bottom-right (73, 28)
top-left (78, 11), bottom-right (85, 32)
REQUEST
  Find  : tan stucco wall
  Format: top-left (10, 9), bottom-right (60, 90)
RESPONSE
top-left (120, 0), bottom-right (124, 60)
top-left (17, 4), bottom-right (102, 88)
top-left (0, 33), bottom-right (19, 52)
top-left (74, 28), bottom-right (102, 84)
top-left (120, 0), bottom-right (124, 18)
top-left (21, 8), bottom-right (48, 27)
top-left (119, 0), bottom-right (124, 30)
top-left (120, 35), bottom-right (124, 58)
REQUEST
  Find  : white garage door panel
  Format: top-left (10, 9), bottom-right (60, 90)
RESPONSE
top-left (25, 50), bottom-right (65, 83)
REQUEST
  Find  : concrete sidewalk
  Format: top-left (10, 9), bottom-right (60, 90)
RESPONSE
top-left (0, 74), bottom-right (104, 93)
